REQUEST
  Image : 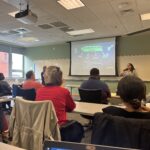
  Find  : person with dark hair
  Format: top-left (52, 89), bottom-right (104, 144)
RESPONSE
top-left (41, 66), bottom-right (47, 85)
top-left (36, 66), bottom-right (84, 142)
top-left (80, 68), bottom-right (111, 103)
top-left (22, 70), bottom-right (43, 90)
top-left (120, 63), bottom-right (137, 77)
top-left (103, 76), bottom-right (150, 119)
top-left (0, 73), bottom-right (12, 110)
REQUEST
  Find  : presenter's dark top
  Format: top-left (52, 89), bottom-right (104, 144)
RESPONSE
top-left (41, 71), bottom-right (45, 85)
top-left (80, 78), bottom-right (111, 102)
top-left (103, 106), bottom-right (150, 119)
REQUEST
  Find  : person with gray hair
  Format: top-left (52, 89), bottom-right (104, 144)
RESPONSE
top-left (36, 66), bottom-right (84, 142)
top-left (36, 66), bottom-right (75, 124)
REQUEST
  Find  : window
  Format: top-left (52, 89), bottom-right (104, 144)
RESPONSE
top-left (0, 52), bottom-right (9, 77)
top-left (12, 53), bottom-right (23, 78)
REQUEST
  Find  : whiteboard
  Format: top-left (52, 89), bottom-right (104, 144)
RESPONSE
top-left (34, 59), bottom-right (70, 79)
top-left (34, 55), bottom-right (150, 81)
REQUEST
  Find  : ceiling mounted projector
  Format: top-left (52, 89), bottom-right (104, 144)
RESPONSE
top-left (15, 4), bottom-right (38, 24)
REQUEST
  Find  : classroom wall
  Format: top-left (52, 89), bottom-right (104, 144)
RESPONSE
top-left (25, 34), bottom-right (150, 80)
top-left (0, 42), bottom-right (25, 54)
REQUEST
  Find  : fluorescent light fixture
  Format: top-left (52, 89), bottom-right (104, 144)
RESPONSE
top-left (66, 28), bottom-right (95, 35)
top-left (8, 11), bottom-right (19, 17)
top-left (141, 13), bottom-right (150, 21)
top-left (18, 37), bottom-right (39, 42)
top-left (57, 0), bottom-right (85, 10)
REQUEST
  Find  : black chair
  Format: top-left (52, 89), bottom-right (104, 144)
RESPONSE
top-left (92, 113), bottom-right (150, 150)
top-left (78, 88), bottom-right (108, 104)
top-left (78, 88), bottom-right (107, 126)
top-left (12, 84), bottom-right (36, 100)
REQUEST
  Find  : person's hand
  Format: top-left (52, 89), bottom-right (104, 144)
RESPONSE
top-left (141, 105), bottom-right (150, 112)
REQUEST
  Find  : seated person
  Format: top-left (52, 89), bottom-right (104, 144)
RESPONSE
top-left (80, 68), bottom-right (111, 103)
top-left (36, 66), bottom-right (84, 142)
top-left (0, 73), bottom-right (12, 110)
top-left (103, 76), bottom-right (150, 119)
top-left (22, 70), bottom-right (43, 91)
top-left (36, 66), bottom-right (75, 125)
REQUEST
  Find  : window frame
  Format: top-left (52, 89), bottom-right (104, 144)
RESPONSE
top-left (11, 53), bottom-right (24, 78)
top-left (0, 51), bottom-right (24, 78)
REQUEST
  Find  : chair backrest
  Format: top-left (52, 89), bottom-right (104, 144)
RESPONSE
top-left (78, 88), bottom-right (107, 104)
top-left (22, 88), bottom-right (36, 100)
top-left (91, 113), bottom-right (150, 149)
top-left (12, 84), bottom-right (36, 100)
top-left (12, 84), bottom-right (23, 97)
top-left (9, 98), bottom-right (60, 150)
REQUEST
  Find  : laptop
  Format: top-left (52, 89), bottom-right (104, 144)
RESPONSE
top-left (44, 141), bottom-right (138, 150)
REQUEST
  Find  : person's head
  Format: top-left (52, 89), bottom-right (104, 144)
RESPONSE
top-left (117, 76), bottom-right (146, 110)
top-left (0, 73), bottom-right (5, 81)
top-left (44, 66), bottom-right (63, 86)
top-left (127, 63), bottom-right (135, 72)
top-left (90, 68), bottom-right (100, 80)
top-left (43, 66), bottom-right (47, 72)
top-left (26, 70), bottom-right (35, 80)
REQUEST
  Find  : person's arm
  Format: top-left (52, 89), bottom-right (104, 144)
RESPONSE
top-left (65, 90), bottom-right (76, 112)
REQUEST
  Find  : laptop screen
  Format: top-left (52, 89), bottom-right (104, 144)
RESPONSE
top-left (44, 141), bottom-right (138, 150)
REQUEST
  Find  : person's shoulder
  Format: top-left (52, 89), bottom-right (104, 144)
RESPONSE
top-left (59, 86), bottom-right (70, 94)
top-left (36, 86), bottom-right (46, 92)
top-left (103, 106), bottom-right (126, 116)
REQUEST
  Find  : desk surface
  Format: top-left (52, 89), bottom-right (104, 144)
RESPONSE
top-left (74, 102), bottom-right (124, 116)
top-left (0, 143), bottom-right (25, 150)
top-left (65, 84), bottom-right (79, 88)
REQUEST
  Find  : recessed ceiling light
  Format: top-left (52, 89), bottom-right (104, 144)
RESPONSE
top-left (8, 11), bottom-right (19, 17)
top-left (18, 37), bottom-right (39, 42)
top-left (57, 0), bottom-right (85, 10)
top-left (66, 28), bottom-right (95, 35)
top-left (141, 13), bottom-right (150, 21)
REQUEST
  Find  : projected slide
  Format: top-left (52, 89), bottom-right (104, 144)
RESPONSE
top-left (71, 37), bottom-right (116, 75)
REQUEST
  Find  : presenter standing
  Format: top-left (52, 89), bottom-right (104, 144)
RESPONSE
top-left (120, 63), bottom-right (137, 77)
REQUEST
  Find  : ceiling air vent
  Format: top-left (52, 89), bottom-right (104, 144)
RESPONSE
top-left (38, 24), bottom-right (53, 29)
top-left (60, 26), bottom-right (74, 32)
top-left (50, 21), bottom-right (68, 27)
top-left (120, 9), bottom-right (134, 15)
top-left (0, 28), bottom-right (30, 36)
top-left (14, 28), bottom-right (31, 34)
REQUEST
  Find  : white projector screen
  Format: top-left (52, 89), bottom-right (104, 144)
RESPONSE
top-left (70, 37), bottom-right (116, 76)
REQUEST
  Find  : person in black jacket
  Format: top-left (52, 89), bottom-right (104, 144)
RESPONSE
top-left (41, 66), bottom-right (47, 85)
top-left (0, 73), bottom-right (12, 110)
top-left (103, 76), bottom-right (150, 119)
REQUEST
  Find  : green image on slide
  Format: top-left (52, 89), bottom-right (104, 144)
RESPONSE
top-left (81, 45), bottom-right (103, 52)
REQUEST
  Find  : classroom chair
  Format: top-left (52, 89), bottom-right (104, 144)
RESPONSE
top-left (91, 113), bottom-right (150, 150)
top-left (9, 97), bottom-right (61, 150)
top-left (12, 84), bottom-right (36, 100)
top-left (78, 88), bottom-right (106, 126)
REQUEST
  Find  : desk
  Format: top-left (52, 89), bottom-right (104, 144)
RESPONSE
top-left (0, 142), bottom-right (25, 150)
top-left (74, 101), bottom-right (124, 116)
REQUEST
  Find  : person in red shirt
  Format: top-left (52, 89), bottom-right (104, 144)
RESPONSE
top-left (36, 66), bottom-right (76, 125)
top-left (22, 70), bottom-right (43, 91)
top-left (36, 66), bottom-right (84, 142)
